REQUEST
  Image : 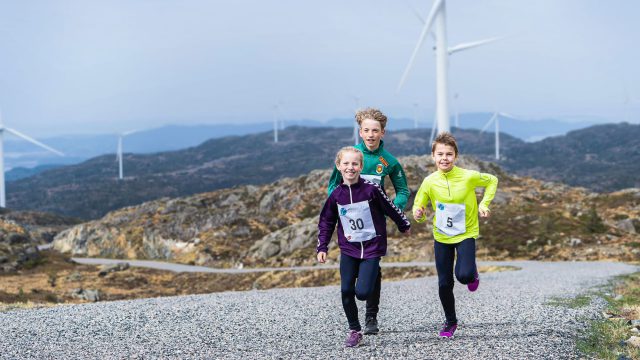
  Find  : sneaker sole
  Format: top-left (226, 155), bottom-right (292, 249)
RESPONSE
top-left (363, 329), bottom-right (379, 335)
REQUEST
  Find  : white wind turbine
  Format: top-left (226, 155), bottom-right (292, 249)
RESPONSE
top-left (273, 104), bottom-right (279, 143)
top-left (0, 112), bottom-right (64, 207)
top-left (353, 96), bottom-right (361, 145)
top-left (398, 0), bottom-right (501, 135)
top-left (480, 112), bottom-right (518, 160)
top-left (116, 129), bottom-right (138, 180)
top-left (453, 92), bottom-right (460, 128)
top-left (413, 102), bottom-right (419, 129)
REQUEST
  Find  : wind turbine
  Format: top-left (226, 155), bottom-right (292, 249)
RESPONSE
top-left (453, 92), bottom-right (460, 128)
top-left (0, 112), bottom-right (64, 207)
top-left (413, 102), bottom-right (419, 129)
top-left (398, 0), bottom-right (501, 135)
top-left (116, 130), bottom-right (138, 180)
top-left (480, 112), bottom-right (517, 160)
top-left (273, 104), bottom-right (279, 143)
top-left (353, 96), bottom-right (361, 145)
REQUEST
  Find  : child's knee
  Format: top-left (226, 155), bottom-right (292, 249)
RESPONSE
top-left (341, 286), bottom-right (356, 297)
top-left (455, 270), bottom-right (475, 284)
top-left (355, 288), bottom-right (373, 301)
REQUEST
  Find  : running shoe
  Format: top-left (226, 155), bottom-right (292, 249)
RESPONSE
top-left (344, 330), bottom-right (363, 347)
top-left (438, 322), bottom-right (457, 338)
top-left (467, 271), bottom-right (480, 292)
top-left (363, 316), bottom-right (379, 335)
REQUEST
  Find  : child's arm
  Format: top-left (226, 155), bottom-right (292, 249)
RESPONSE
top-left (317, 195), bottom-right (338, 258)
top-left (372, 183), bottom-right (410, 233)
top-left (388, 163), bottom-right (410, 210)
top-left (473, 172), bottom-right (498, 216)
top-left (327, 166), bottom-right (342, 196)
top-left (412, 178), bottom-right (430, 223)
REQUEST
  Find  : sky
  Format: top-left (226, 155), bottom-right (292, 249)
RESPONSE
top-left (0, 0), bottom-right (639, 137)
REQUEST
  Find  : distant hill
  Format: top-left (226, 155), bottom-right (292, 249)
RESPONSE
top-left (5, 164), bottom-right (63, 182)
top-left (5, 127), bottom-right (518, 219)
top-left (5, 114), bottom-right (603, 171)
top-left (501, 123), bottom-right (640, 192)
top-left (7, 123), bottom-right (638, 219)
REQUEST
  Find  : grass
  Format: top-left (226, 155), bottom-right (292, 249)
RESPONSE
top-left (569, 271), bottom-right (640, 360)
top-left (547, 294), bottom-right (593, 309)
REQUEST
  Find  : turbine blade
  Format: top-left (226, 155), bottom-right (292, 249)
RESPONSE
top-left (122, 129), bottom-right (139, 136)
top-left (448, 36), bottom-right (503, 55)
top-left (5, 128), bottom-right (64, 156)
top-left (404, 0), bottom-right (426, 24)
top-left (397, 0), bottom-right (444, 92)
top-left (480, 113), bottom-right (497, 133)
top-left (498, 112), bottom-right (519, 120)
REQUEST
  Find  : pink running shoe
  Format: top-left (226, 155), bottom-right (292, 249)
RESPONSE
top-left (439, 322), bottom-right (457, 338)
top-left (344, 330), bottom-right (363, 347)
top-left (468, 271), bottom-right (480, 292)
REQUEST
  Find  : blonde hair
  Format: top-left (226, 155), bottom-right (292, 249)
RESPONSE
top-left (355, 107), bottom-right (388, 130)
top-left (335, 147), bottom-right (363, 167)
top-left (431, 132), bottom-right (459, 156)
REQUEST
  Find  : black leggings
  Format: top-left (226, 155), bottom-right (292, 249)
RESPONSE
top-left (340, 253), bottom-right (381, 331)
top-left (434, 238), bottom-right (477, 325)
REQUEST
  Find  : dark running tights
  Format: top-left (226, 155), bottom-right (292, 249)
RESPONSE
top-left (434, 238), bottom-right (477, 325)
top-left (340, 253), bottom-right (381, 331)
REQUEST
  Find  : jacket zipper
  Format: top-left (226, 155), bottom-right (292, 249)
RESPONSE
top-left (444, 172), bottom-right (451, 198)
top-left (348, 183), bottom-right (364, 259)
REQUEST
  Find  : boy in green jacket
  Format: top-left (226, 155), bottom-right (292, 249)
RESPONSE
top-left (327, 107), bottom-right (410, 335)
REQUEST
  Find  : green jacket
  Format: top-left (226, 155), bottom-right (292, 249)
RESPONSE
top-left (412, 166), bottom-right (498, 244)
top-left (328, 141), bottom-right (410, 210)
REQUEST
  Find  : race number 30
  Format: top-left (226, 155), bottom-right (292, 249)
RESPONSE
top-left (349, 218), bottom-right (365, 230)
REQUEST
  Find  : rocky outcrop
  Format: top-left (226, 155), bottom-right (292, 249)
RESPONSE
top-left (53, 155), bottom-right (640, 266)
top-left (0, 219), bottom-right (40, 272)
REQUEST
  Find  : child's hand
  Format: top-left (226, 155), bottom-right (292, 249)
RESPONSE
top-left (402, 229), bottom-right (411, 237)
top-left (413, 206), bottom-right (426, 219)
top-left (317, 252), bottom-right (327, 263)
top-left (479, 208), bottom-right (491, 218)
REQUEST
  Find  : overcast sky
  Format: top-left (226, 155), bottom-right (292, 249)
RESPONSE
top-left (0, 0), bottom-right (638, 137)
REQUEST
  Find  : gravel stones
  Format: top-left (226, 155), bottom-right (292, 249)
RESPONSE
top-left (0, 261), bottom-right (637, 359)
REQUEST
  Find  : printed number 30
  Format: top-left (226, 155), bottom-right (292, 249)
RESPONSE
top-left (446, 217), bottom-right (453, 227)
top-left (349, 218), bottom-right (365, 230)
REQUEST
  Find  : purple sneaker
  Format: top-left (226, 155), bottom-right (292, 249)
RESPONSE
top-left (468, 271), bottom-right (480, 292)
top-left (344, 330), bottom-right (363, 347)
top-left (439, 322), bottom-right (457, 338)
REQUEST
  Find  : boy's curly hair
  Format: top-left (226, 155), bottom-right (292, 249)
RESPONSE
top-left (355, 108), bottom-right (388, 130)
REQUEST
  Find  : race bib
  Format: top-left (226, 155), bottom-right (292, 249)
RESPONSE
top-left (435, 201), bottom-right (466, 236)
top-left (361, 174), bottom-right (382, 185)
top-left (338, 200), bottom-right (377, 242)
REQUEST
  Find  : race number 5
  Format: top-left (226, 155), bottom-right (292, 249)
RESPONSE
top-left (446, 217), bottom-right (453, 227)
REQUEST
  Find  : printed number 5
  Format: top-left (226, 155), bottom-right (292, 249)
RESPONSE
top-left (446, 217), bottom-right (453, 227)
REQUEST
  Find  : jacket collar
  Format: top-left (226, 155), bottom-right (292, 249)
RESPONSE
top-left (356, 140), bottom-right (384, 155)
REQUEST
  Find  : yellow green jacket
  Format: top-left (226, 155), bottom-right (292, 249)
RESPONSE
top-left (412, 166), bottom-right (498, 244)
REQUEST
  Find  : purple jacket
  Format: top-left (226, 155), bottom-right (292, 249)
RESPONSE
top-left (317, 177), bottom-right (410, 259)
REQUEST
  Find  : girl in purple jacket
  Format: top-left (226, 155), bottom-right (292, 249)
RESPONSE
top-left (317, 147), bottom-right (411, 347)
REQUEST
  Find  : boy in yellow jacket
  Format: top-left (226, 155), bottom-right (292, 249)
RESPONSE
top-left (413, 132), bottom-right (498, 338)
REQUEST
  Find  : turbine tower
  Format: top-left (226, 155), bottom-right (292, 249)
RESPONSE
top-left (0, 112), bottom-right (64, 207)
top-left (480, 112), bottom-right (517, 160)
top-left (398, 0), bottom-right (501, 135)
top-left (353, 96), bottom-right (361, 145)
top-left (117, 130), bottom-right (137, 180)
top-left (273, 104), bottom-right (279, 143)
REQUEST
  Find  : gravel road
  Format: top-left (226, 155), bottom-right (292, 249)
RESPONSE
top-left (0, 261), bottom-right (636, 359)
